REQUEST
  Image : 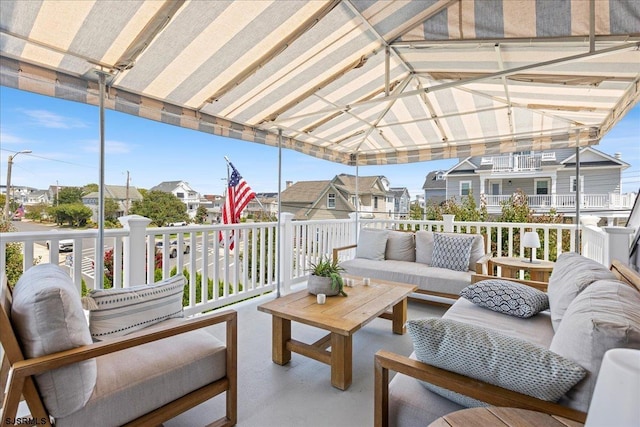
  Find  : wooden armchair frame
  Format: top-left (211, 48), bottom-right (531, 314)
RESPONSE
top-left (1, 280), bottom-right (237, 427)
top-left (374, 260), bottom-right (640, 427)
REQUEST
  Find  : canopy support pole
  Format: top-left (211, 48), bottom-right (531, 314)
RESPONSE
top-left (355, 156), bottom-right (359, 238)
top-left (95, 71), bottom-right (108, 289)
top-left (276, 129), bottom-right (282, 298)
top-left (575, 142), bottom-right (581, 252)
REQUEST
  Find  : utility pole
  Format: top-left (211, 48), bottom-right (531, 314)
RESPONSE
top-left (125, 170), bottom-right (130, 215)
top-left (3, 150), bottom-right (32, 221)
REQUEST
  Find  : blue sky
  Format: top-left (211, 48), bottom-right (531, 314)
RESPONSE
top-left (1, 86), bottom-right (639, 198)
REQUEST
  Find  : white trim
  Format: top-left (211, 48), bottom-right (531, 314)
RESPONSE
top-left (534, 178), bottom-right (551, 195)
top-left (570, 176), bottom-right (584, 193)
top-left (327, 193), bottom-right (336, 209)
top-left (460, 181), bottom-right (472, 196)
top-left (488, 180), bottom-right (502, 195)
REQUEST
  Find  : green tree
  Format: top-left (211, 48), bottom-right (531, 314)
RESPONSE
top-left (104, 198), bottom-right (120, 222)
top-left (55, 187), bottom-right (83, 205)
top-left (409, 201), bottom-right (424, 220)
top-left (25, 202), bottom-right (49, 222)
top-left (83, 183), bottom-right (99, 193)
top-left (1, 220), bottom-right (24, 287)
top-left (50, 203), bottom-right (93, 226)
top-left (129, 190), bottom-right (188, 227)
top-left (195, 205), bottom-right (208, 224)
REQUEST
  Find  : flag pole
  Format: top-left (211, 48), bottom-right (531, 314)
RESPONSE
top-left (277, 129), bottom-right (282, 298)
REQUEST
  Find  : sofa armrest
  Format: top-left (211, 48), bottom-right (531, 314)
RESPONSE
top-left (374, 350), bottom-right (586, 427)
top-left (474, 253), bottom-right (493, 274)
top-left (332, 244), bottom-right (357, 263)
top-left (471, 273), bottom-right (548, 292)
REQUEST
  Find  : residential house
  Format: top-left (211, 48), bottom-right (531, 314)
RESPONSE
top-left (246, 193), bottom-right (278, 220)
top-left (444, 147), bottom-right (633, 222)
top-left (201, 194), bottom-right (224, 223)
top-left (82, 185), bottom-right (143, 222)
top-left (150, 181), bottom-right (201, 219)
top-left (422, 170), bottom-right (447, 206)
top-left (24, 190), bottom-right (51, 206)
top-left (280, 174), bottom-right (390, 220)
top-left (388, 187), bottom-right (410, 219)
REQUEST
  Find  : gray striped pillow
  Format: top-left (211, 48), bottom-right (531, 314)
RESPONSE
top-left (86, 275), bottom-right (185, 341)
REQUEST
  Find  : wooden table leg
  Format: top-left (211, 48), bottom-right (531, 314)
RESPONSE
top-left (330, 333), bottom-right (352, 390)
top-left (392, 298), bottom-right (407, 335)
top-left (272, 316), bottom-right (291, 365)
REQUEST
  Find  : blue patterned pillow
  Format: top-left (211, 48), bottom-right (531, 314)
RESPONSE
top-left (460, 279), bottom-right (549, 318)
top-left (430, 233), bottom-right (475, 271)
top-left (407, 318), bottom-right (586, 407)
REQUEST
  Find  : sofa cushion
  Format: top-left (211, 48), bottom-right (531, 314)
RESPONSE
top-left (547, 252), bottom-right (616, 331)
top-left (431, 233), bottom-right (476, 272)
top-left (340, 258), bottom-right (473, 296)
top-left (460, 279), bottom-right (549, 318)
top-left (85, 275), bottom-right (185, 341)
top-left (355, 228), bottom-right (388, 260)
top-left (549, 280), bottom-right (640, 412)
top-left (385, 231), bottom-right (415, 262)
top-left (407, 318), bottom-right (586, 407)
top-left (57, 320), bottom-right (227, 426)
top-left (11, 264), bottom-right (97, 418)
top-left (416, 231), bottom-right (484, 271)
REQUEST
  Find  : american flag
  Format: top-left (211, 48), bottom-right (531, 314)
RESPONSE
top-left (219, 162), bottom-right (255, 250)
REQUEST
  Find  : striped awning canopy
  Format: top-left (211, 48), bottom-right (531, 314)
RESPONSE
top-left (1, 0), bottom-right (639, 165)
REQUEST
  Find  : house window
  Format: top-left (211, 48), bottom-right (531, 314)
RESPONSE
top-left (535, 179), bottom-right (549, 195)
top-left (460, 181), bottom-right (471, 196)
top-left (176, 192), bottom-right (184, 199)
top-left (351, 196), bottom-right (357, 206)
top-left (570, 176), bottom-right (584, 193)
top-left (374, 196), bottom-right (379, 209)
top-left (327, 193), bottom-right (336, 209)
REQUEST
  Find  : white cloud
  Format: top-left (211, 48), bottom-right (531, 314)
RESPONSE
top-left (0, 131), bottom-right (29, 144)
top-left (21, 109), bottom-right (87, 129)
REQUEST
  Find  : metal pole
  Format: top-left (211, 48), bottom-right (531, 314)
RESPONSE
top-left (575, 145), bottom-right (581, 252)
top-left (355, 156), bottom-right (359, 237)
top-left (96, 71), bottom-right (108, 289)
top-left (277, 129), bottom-right (283, 298)
top-left (4, 155), bottom-right (13, 221)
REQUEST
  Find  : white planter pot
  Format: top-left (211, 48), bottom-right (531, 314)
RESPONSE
top-left (307, 275), bottom-right (340, 296)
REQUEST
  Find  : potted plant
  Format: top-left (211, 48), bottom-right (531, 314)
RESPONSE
top-left (307, 256), bottom-right (347, 297)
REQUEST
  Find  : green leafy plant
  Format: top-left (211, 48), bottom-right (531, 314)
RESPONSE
top-left (308, 256), bottom-right (347, 296)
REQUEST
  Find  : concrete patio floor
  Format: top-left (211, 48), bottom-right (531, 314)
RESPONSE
top-left (165, 289), bottom-right (447, 427)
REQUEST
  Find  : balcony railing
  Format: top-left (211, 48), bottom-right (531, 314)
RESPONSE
top-left (1, 215), bottom-right (632, 316)
top-left (483, 193), bottom-right (635, 210)
top-left (481, 153), bottom-right (553, 172)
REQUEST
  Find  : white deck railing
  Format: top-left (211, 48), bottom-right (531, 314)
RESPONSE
top-left (1, 216), bottom-right (633, 315)
top-left (483, 193), bottom-right (635, 210)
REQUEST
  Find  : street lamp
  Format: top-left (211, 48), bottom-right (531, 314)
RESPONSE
top-left (4, 150), bottom-right (32, 221)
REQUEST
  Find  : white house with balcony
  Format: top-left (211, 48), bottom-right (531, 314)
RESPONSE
top-left (444, 147), bottom-right (634, 223)
top-left (150, 180), bottom-right (201, 219)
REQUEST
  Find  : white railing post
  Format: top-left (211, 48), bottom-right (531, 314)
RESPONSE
top-left (443, 214), bottom-right (455, 232)
top-left (602, 226), bottom-right (635, 266)
top-left (118, 214), bottom-right (152, 287)
top-left (349, 212), bottom-right (359, 241)
top-left (280, 212), bottom-right (294, 293)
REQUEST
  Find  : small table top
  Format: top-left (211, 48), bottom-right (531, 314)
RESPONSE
top-left (428, 407), bottom-right (584, 427)
top-left (257, 277), bottom-right (416, 336)
top-left (490, 257), bottom-right (555, 270)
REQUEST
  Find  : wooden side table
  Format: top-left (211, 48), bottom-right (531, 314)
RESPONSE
top-left (488, 257), bottom-right (555, 283)
top-left (428, 407), bottom-right (583, 427)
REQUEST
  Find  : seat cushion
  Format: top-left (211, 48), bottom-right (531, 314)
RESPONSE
top-left (547, 252), bottom-right (616, 330)
top-left (407, 318), bottom-right (586, 407)
top-left (549, 279), bottom-right (640, 412)
top-left (355, 228), bottom-right (388, 260)
top-left (460, 279), bottom-right (549, 318)
top-left (56, 320), bottom-right (227, 427)
top-left (85, 274), bottom-right (185, 340)
top-left (340, 258), bottom-right (473, 296)
top-left (11, 263), bottom-right (97, 418)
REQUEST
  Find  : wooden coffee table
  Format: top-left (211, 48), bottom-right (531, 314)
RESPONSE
top-left (428, 407), bottom-right (583, 427)
top-left (488, 257), bottom-right (555, 283)
top-left (257, 277), bottom-right (417, 390)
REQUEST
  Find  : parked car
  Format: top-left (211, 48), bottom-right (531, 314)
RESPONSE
top-left (46, 230), bottom-right (73, 252)
top-left (155, 240), bottom-right (190, 258)
top-left (168, 221), bottom-right (187, 226)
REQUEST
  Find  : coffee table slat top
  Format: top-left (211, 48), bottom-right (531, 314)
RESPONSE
top-left (257, 279), bottom-right (416, 336)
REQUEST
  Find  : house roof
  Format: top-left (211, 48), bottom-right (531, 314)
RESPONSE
top-left (280, 181), bottom-right (331, 204)
top-left (150, 181), bottom-right (193, 193)
top-left (2, 1), bottom-right (638, 166)
top-left (332, 174), bottom-right (387, 196)
top-left (423, 171), bottom-right (447, 190)
top-left (83, 185), bottom-right (143, 201)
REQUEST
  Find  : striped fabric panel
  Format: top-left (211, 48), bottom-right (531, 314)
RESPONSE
top-left (87, 275), bottom-right (185, 341)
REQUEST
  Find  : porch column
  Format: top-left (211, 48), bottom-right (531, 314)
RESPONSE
top-left (443, 214), bottom-right (455, 232)
top-left (279, 212), bottom-right (295, 294)
top-left (550, 172), bottom-right (557, 207)
top-left (118, 214), bottom-right (152, 287)
top-left (479, 178), bottom-right (485, 197)
top-left (602, 227), bottom-right (634, 266)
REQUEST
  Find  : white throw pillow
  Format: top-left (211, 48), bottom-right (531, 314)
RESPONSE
top-left (355, 228), bottom-right (389, 260)
top-left (85, 274), bottom-right (185, 341)
top-left (385, 231), bottom-right (416, 262)
top-left (11, 263), bottom-right (97, 417)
